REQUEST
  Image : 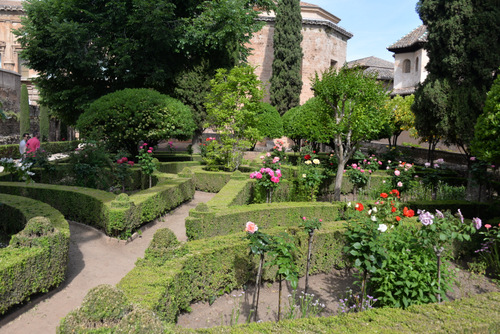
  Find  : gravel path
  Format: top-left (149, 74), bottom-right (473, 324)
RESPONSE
top-left (0, 191), bottom-right (215, 334)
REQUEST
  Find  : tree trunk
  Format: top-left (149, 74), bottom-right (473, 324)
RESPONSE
top-left (333, 161), bottom-right (345, 201)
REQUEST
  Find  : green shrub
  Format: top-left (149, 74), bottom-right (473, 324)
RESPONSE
top-left (0, 194), bottom-right (69, 315)
top-left (19, 84), bottom-right (29, 135)
top-left (255, 102), bottom-right (283, 139)
top-left (77, 88), bottom-right (196, 156)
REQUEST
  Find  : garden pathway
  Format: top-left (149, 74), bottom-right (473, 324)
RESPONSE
top-left (0, 191), bottom-right (215, 334)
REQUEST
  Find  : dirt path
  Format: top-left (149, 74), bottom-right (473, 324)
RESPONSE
top-left (0, 191), bottom-right (215, 334)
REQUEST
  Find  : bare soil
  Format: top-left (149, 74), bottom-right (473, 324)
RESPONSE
top-left (176, 264), bottom-right (500, 329)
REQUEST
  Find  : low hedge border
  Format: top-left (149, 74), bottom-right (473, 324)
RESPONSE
top-left (58, 290), bottom-right (500, 333)
top-left (0, 140), bottom-right (80, 159)
top-left (118, 222), bottom-right (348, 323)
top-left (0, 174), bottom-right (195, 237)
top-left (0, 193), bottom-right (70, 314)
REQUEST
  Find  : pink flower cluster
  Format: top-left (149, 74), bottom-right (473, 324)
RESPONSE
top-left (117, 157), bottom-right (134, 166)
top-left (141, 142), bottom-right (154, 153)
top-left (250, 167), bottom-right (282, 183)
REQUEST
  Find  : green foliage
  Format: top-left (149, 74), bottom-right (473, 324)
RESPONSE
top-left (0, 194), bottom-right (69, 315)
top-left (136, 143), bottom-right (156, 188)
top-left (249, 153), bottom-right (283, 203)
top-left (295, 154), bottom-right (325, 202)
top-left (282, 97), bottom-right (333, 144)
top-left (312, 66), bottom-right (390, 201)
top-left (269, 0), bottom-right (303, 115)
top-left (267, 232), bottom-right (299, 289)
top-left (477, 223), bottom-right (500, 278)
top-left (205, 65), bottom-right (264, 171)
top-left (39, 104), bottom-right (50, 142)
top-left (255, 102), bottom-right (283, 139)
top-left (19, 84), bottom-right (30, 136)
top-left (472, 73), bottom-right (500, 165)
top-left (414, 0), bottom-right (500, 152)
top-left (384, 94), bottom-right (416, 147)
top-left (68, 141), bottom-right (114, 190)
top-left (77, 89), bottom-right (195, 157)
top-left (16, 0), bottom-right (275, 125)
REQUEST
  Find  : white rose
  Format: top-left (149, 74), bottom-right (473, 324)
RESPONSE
top-left (377, 224), bottom-right (387, 232)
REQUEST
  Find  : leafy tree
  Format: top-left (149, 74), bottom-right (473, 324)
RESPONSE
top-left (76, 88), bottom-right (195, 157)
top-left (39, 104), bottom-right (50, 142)
top-left (16, 0), bottom-right (275, 125)
top-left (414, 0), bottom-right (500, 158)
top-left (269, 0), bottom-right (303, 115)
top-left (282, 97), bottom-right (334, 147)
top-left (20, 84), bottom-right (30, 135)
top-left (384, 94), bottom-right (416, 148)
top-left (312, 67), bottom-right (389, 201)
top-left (205, 65), bottom-right (264, 171)
top-left (472, 73), bottom-right (500, 165)
top-left (255, 102), bottom-right (283, 140)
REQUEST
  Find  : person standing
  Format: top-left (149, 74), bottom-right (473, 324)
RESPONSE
top-left (26, 132), bottom-right (40, 154)
top-left (19, 132), bottom-right (29, 157)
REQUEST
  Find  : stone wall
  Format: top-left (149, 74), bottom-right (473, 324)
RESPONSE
top-left (248, 19), bottom-right (348, 104)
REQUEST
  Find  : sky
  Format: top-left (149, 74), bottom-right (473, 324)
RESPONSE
top-left (308, 0), bottom-right (423, 63)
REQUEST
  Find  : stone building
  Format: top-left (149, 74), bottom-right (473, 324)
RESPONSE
top-left (347, 56), bottom-right (394, 90)
top-left (387, 25), bottom-right (428, 96)
top-left (247, 1), bottom-right (352, 104)
top-left (0, 0), bottom-right (38, 104)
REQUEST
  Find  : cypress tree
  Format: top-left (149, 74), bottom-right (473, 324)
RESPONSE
top-left (39, 104), bottom-right (50, 142)
top-left (269, 0), bottom-right (303, 115)
top-left (19, 84), bottom-right (30, 135)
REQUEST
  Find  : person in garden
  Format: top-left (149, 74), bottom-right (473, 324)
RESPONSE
top-left (26, 131), bottom-right (40, 154)
top-left (19, 132), bottom-right (30, 157)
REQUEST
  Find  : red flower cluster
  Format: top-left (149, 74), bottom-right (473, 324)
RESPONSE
top-left (390, 189), bottom-right (400, 198)
top-left (117, 157), bottom-right (134, 166)
top-left (380, 192), bottom-right (388, 198)
top-left (304, 154), bottom-right (311, 160)
top-left (403, 207), bottom-right (414, 217)
top-left (355, 203), bottom-right (364, 211)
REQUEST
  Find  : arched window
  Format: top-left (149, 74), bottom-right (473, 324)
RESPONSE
top-left (403, 59), bottom-right (411, 73)
top-left (415, 57), bottom-right (419, 72)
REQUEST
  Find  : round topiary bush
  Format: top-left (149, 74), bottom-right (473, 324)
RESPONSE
top-left (76, 88), bottom-right (196, 156)
top-left (80, 285), bottom-right (132, 322)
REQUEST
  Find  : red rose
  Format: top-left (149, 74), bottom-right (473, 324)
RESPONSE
top-left (391, 206), bottom-right (396, 213)
top-left (395, 216), bottom-right (401, 222)
top-left (380, 193), bottom-right (388, 198)
top-left (304, 154), bottom-right (311, 160)
top-left (403, 207), bottom-right (414, 218)
top-left (355, 203), bottom-right (364, 211)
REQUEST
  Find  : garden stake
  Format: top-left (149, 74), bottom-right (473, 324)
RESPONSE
top-left (305, 229), bottom-right (314, 295)
top-left (278, 273), bottom-right (282, 321)
top-left (434, 246), bottom-right (444, 303)
top-left (252, 253), bottom-right (264, 322)
top-left (360, 270), bottom-right (367, 311)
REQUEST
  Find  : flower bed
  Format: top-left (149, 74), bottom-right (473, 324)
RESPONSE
top-left (0, 194), bottom-right (70, 314)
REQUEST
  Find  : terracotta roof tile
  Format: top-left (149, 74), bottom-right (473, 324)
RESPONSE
top-left (347, 56), bottom-right (394, 80)
top-left (387, 25), bottom-right (427, 52)
top-left (300, 2), bottom-right (319, 7)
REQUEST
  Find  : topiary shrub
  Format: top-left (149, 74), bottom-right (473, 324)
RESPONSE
top-left (80, 285), bottom-right (132, 322)
top-left (76, 88), bottom-right (196, 157)
top-left (10, 216), bottom-right (56, 248)
top-left (255, 102), bottom-right (283, 139)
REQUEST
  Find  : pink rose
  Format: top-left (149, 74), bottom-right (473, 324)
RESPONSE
top-left (260, 168), bottom-right (266, 173)
top-left (249, 172), bottom-right (255, 179)
top-left (117, 159), bottom-right (123, 164)
top-left (271, 176), bottom-right (279, 183)
top-left (360, 169), bottom-right (365, 173)
top-left (149, 147), bottom-right (153, 151)
top-left (255, 172), bottom-right (263, 179)
top-left (266, 152), bottom-right (271, 157)
top-left (245, 221), bottom-right (258, 234)
top-left (122, 157), bottom-right (128, 162)
top-left (319, 219), bottom-right (323, 222)
top-left (276, 169), bottom-right (282, 177)
top-left (394, 170), bottom-right (400, 176)
top-left (128, 161), bottom-right (134, 166)
top-left (147, 150), bottom-right (152, 153)
top-left (397, 181), bottom-right (403, 187)
top-left (302, 216), bottom-right (307, 220)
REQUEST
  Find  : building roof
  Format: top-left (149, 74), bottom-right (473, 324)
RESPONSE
top-left (300, 2), bottom-right (319, 7)
top-left (0, 1), bottom-right (23, 12)
top-left (387, 25), bottom-right (427, 53)
top-left (347, 56), bottom-right (394, 81)
top-left (391, 87), bottom-right (417, 96)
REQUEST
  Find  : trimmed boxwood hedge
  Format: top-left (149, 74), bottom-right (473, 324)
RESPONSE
top-left (118, 222), bottom-right (347, 323)
top-left (0, 140), bottom-right (80, 159)
top-left (0, 175), bottom-right (195, 237)
top-left (0, 194), bottom-right (70, 314)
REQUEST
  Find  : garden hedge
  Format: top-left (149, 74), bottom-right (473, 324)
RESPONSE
top-left (0, 174), bottom-right (195, 237)
top-left (0, 140), bottom-right (79, 159)
top-left (118, 222), bottom-right (347, 323)
top-left (0, 194), bottom-right (70, 314)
